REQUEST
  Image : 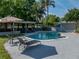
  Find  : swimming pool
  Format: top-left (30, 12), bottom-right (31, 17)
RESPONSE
top-left (28, 31), bottom-right (59, 40)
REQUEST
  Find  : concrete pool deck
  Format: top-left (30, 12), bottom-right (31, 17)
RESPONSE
top-left (4, 32), bottom-right (79, 59)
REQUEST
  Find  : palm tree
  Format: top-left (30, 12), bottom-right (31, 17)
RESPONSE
top-left (44, 0), bottom-right (55, 16)
top-left (40, 0), bottom-right (55, 25)
top-left (40, 0), bottom-right (55, 15)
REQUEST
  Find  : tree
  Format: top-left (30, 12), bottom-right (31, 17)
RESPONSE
top-left (63, 8), bottom-right (79, 31)
top-left (0, 0), bottom-right (14, 17)
top-left (31, 1), bottom-right (45, 22)
top-left (40, 0), bottom-right (55, 16)
top-left (12, 0), bottom-right (36, 21)
top-left (42, 15), bottom-right (60, 26)
top-left (39, 0), bottom-right (55, 25)
top-left (0, 0), bottom-right (55, 22)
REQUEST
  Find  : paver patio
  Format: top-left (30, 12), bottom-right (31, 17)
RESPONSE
top-left (4, 33), bottom-right (79, 59)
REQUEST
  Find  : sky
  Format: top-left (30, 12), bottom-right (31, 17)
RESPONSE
top-left (49, 0), bottom-right (79, 17)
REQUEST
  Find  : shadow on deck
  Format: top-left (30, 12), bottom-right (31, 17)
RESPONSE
top-left (21, 45), bottom-right (58, 59)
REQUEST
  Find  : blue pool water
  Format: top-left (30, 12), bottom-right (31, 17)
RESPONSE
top-left (28, 31), bottom-right (59, 40)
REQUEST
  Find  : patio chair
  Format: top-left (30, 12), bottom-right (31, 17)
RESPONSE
top-left (17, 37), bottom-right (41, 50)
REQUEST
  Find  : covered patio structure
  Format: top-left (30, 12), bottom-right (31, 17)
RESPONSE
top-left (0, 16), bottom-right (37, 35)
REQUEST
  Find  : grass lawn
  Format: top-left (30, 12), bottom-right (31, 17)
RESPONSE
top-left (0, 36), bottom-right (11, 59)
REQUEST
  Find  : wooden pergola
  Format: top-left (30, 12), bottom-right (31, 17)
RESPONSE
top-left (0, 16), bottom-right (36, 33)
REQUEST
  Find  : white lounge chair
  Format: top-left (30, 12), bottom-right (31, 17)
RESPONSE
top-left (17, 37), bottom-right (41, 50)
